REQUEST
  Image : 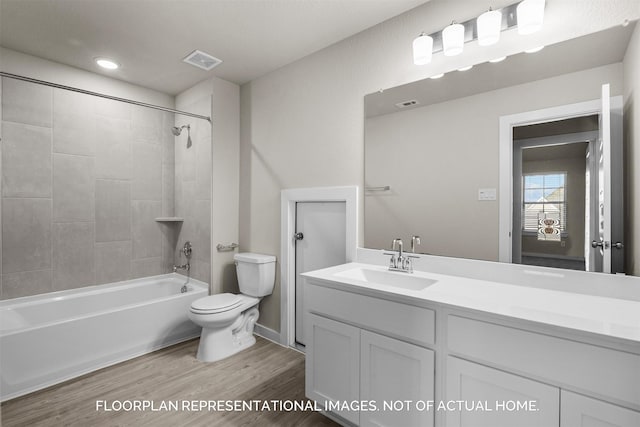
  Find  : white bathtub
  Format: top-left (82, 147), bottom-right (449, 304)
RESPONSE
top-left (0, 273), bottom-right (207, 401)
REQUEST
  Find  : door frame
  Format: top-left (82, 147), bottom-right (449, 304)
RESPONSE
top-left (280, 186), bottom-right (358, 347)
top-left (498, 96), bottom-right (623, 264)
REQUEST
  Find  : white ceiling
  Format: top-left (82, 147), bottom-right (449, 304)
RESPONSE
top-left (0, 0), bottom-right (429, 95)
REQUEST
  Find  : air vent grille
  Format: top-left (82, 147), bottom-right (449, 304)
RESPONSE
top-left (395, 99), bottom-right (420, 109)
top-left (183, 50), bottom-right (223, 71)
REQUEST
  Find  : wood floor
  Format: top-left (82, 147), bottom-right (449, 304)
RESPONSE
top-left (1, 337), bottom-right (339, 427)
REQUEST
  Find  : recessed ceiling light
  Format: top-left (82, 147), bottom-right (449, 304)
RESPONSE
top-left (430, 73), bottom-right (445, 79)
top-left (458, 65), bottom-right (474, 71)
top-left (95, 58), bottom-right (119, 70)
top-left (525, 46), bottom-right (545, 53)
top-left (489, 56), bottom-right (507, 63)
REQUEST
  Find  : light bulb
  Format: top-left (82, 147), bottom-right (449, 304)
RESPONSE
top-left (413, 33), bottom-right (433, 65)
top-left (477, 9), bottom-right (502, 46)
top-left (517, 0), bottom-right (546, 35)
top-left (443, 23), bottom-right (465, 56)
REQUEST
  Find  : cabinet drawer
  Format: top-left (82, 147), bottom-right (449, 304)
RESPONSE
top-left (447, 315), bottom-right (640, 408)
top-left (306, 283), bottom-right (435, 346)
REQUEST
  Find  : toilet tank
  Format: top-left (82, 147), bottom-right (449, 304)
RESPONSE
top-left (234, 253), bottom-right (276, 297)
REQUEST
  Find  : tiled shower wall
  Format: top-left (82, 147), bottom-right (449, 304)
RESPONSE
top-left (0, 77), bottom-right (182, 299)
top-left (174, 96), bottom-right (212, 286)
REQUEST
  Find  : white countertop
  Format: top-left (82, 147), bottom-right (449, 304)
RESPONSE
top-left (303, 262), bottom-right (640, 343)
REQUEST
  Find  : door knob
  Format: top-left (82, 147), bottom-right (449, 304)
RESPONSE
top-left (294, 232), bottom-right (304, 241)
top-left (591, 240), bottom-right (603, 248)
top-left (612, 242), bottom-right (624, 249)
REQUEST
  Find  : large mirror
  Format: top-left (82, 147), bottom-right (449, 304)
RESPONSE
top-left (364, 23), bottom-right (636, 274)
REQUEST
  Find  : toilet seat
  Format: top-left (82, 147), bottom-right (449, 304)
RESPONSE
top-left (190, 293), bottom-right (243, 315)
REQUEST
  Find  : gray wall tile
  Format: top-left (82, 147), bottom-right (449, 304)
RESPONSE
top-left (160, 223), bottom-right (179, 273)
top-left (132, 200), bottom-right (162, 259)
top-left (94, 97), bottom-right (131, 120)
top-left (53, 112), bottom-right (96, 156)
top-left (53, 154), bottom-right (95, 222)
top-left (194, 200), bottom-right (211, 262)
top-left (95, 179), bottom-right (131, 242)
top-left (162, 112), bottom-right (175, 164)
top-left (131, 257), bottom-right (162, 279)
top-left (96, 117), bottom-right (132, 180)
top-left (181, 143), bottom-right (196, 181)
top-left (2, 78), bottom-right (52, 127)
top-left (132, 142), bottom-right (162, 200)
top-left (132, 105), bottom-right (162, 143)
top-left (2, 122), bottom-right (52, 198)
top-left (53, 88), bottom-right (95, 116)
top-left (95, 241), bottom-right (131, 284)
top-left (162, 163), bottom-right (175, 217)
top-left (2, 198), bottom-right (51, 273)
top-left (1, 270), bottom-right (52, 300)
top-left (52, 222), bottom-right (95, 291)
top-left (195, 137), bottom-right (212, 200)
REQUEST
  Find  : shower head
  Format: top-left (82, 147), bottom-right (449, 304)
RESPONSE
top-left (171, 124), bottom-right (190, 136)
top-left (172, 124), bottom-right (192, 148)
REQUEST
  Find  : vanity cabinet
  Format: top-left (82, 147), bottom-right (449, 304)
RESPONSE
top-left (304, 270), bottom-right (640, 427)
top-left (445, 357), bottom-right (559, 427)
top-left (306, 312), bottom-right (434, 427)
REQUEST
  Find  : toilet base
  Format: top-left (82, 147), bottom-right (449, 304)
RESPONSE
top-left (195, 306), bottom-right (259, 362)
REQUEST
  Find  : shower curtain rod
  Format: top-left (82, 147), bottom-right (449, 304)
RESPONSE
top-left (0, 71), bottom-right (212, 123)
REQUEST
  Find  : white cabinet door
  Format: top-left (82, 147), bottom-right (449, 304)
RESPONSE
top-left (561, 390), bottom-right (640, 427)
top-left (360, 330), bottom-right (434, 427)
top-left (446, 357), bottom-right (559, 427)
top-left (305, 313), bottom-right (360, 425)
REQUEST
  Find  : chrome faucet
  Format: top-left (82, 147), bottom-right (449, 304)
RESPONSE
top-left (173, 263), bottom-right (190, 273)
top-left (385, 238), bottom-right (417, 273)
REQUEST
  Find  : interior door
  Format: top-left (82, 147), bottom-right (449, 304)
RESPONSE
top-left (295, 201), bottom-right (346, 346)
top-left (596, 83), bottom-right (612, 273)
top-left (588, 84), bottom-right (625, 273)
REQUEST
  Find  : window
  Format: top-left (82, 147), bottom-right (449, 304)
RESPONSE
top-left (522, 173), bottom-right (567, 232)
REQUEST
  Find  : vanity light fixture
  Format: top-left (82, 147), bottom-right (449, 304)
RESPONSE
top-left (517, 0), bottom-right (546, 35)
top-left (95, 57), bottom-right (119, 70)
top-left (489, 56), bottom-right (507, 63)
top-left (412, 1), bottom-right (545, 66)
top-left (430, 73), bottom-right (445, 79)
top-left (525, 45), bottom-right (545, 53)
top-left (458, 65), bottom-right (474, 71)
top-left (477, 8), bottom-right (502, 46)
top-left (443, 22), bottom-right (465, 56)
top-left (413, 33), bottom-right (434, 65)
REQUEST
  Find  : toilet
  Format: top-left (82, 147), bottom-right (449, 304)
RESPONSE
top-left (188, 252), bottom-right (276, 362)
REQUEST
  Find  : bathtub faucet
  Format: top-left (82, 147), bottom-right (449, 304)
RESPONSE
top-left (173, 263), bottom-right (190, 273)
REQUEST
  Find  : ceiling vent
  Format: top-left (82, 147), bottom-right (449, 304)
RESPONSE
top-left (183, 50), bottom-right (222, 71)
top-left (395, 99), bottom-right (420, 109)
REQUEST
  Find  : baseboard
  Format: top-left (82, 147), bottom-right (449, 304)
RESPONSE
top-left (254, 323), bottom-right (282, 345)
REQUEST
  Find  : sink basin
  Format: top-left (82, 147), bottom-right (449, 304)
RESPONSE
top-left (335, 266), bottom-right (437, 291)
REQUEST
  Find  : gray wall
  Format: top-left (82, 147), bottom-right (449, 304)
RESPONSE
top-left (0, 77), bottom-right (178, 299)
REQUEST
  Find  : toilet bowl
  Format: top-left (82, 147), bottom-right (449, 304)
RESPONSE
top-left (188, 253), bottom-right (275, 362)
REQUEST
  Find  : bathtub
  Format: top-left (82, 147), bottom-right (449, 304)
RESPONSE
top-left (0, 273), bottom-right (207, 401)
